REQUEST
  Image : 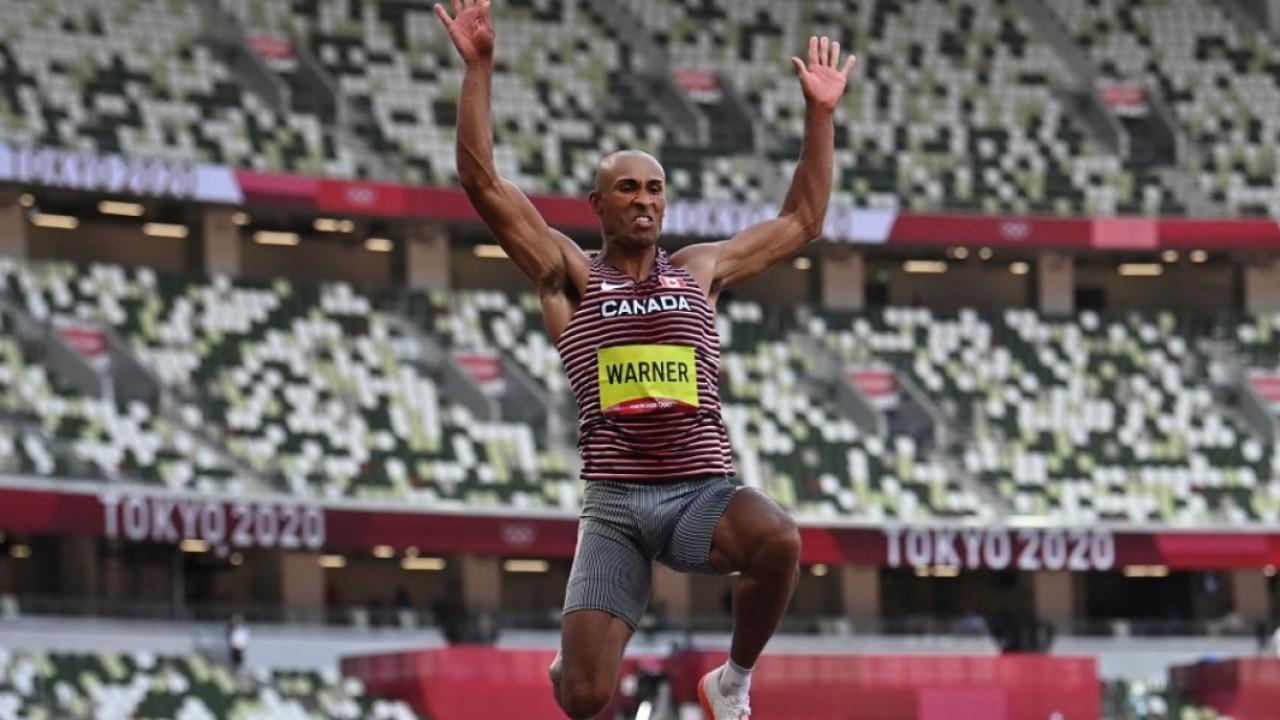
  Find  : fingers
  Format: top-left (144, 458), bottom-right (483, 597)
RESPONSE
top-left (804, 35), bottom-right (851, 68)
top-left (434, 2), bottom-right (453, 25)
top-left (452, 0), bottom-right (462, 15)
top-left (841, 54), bottom-right (857, 78)
top-left (791, 56), bottom-right (807, 78)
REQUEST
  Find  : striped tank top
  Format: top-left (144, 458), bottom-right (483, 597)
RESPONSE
top-left (557, 248), bottom-right (735, 482)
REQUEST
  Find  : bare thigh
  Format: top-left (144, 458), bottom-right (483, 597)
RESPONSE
top-left (555, 608), bottom-right (634, 704)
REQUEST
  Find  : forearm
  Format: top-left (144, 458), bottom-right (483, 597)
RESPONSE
top-left (779, 106), bottom-right (835, 237)
top-left (456, 58), bottom-right (500, 192)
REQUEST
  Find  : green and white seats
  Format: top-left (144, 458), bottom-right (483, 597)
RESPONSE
top-left (810, 307), bottom-right (1279, 524)
top-left (720, 301), bottom-right (986, 520)
top-left (0, 648), bottom-right (420, 720)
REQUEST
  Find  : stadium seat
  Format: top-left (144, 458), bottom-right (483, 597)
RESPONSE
top-left (0, 0), bottom-right (360, 175)
top-left (0, 259), bottom-right (576, 509)
top-left (809, 307), bottom-right (1280, 524)
top-left (1049, 0), bottom-right (1280, 217)
top-left (717, 301), bottom-right (987, 520)
top-left (632, 0), bottom-right (1178, 214)
top-left (0, 648), bottom-right (421, 720)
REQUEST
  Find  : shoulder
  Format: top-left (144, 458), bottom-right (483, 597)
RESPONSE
top-left (669, 242), bottom-right (724, 298)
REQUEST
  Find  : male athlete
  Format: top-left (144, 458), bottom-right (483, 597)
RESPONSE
top-left (435, 1), bottom-right (854, 717)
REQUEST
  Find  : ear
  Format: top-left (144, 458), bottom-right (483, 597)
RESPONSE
top-left (588, 190), bottom-right (603, 216)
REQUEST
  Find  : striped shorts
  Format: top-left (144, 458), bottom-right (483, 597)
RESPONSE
top-left (563, 476), bottom-right (740, 629)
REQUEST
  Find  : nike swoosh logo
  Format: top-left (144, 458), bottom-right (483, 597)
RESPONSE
top-left (600, 281), bottom-right (632, 291)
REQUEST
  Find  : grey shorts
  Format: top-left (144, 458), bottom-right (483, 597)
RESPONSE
top-left (563, 476), bottom-right (740, 629)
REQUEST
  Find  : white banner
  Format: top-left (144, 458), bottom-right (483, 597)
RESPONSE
top-left (0, 142), bottom-right (243, 204)
top-left (100, 492), bottom-right (325, 551)
top-left (664, 200), bottom-right (897, 244)
top-left (884, 526), bottom-right (1116, 572)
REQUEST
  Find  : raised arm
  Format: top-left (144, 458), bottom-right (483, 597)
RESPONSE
top-left (435, 1), bottom-right (588, 305)
top-left (673, 36), bottom-right (855, 300)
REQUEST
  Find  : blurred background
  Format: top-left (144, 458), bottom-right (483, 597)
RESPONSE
top-left (2, 0), bottom-right (1280, 718)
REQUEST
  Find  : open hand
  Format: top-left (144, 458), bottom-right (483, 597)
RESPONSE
top-left (435, 0), bottom-right (495, 65)
top-left (791, 36), bottom-right (856, 113)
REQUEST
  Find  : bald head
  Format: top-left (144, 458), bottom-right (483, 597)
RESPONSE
top-left (594, 150), bottom-right (664, 195)
top-left (588, 149), bottom-right (667, 251)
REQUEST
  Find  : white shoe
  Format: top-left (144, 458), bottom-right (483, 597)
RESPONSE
top-left (697, 666), bottom-right (751, 719)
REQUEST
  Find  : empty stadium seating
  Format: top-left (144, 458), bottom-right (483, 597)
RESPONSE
top-left (1049, 0), bottom-right (1280, 217)
top-left (411, 287), bottom-right (988, 520)
top-left (1103, 678), bottom-right (1225, 720)
top-left (423, 289), bottom-right (567, 395)
top-left (0, 0), bottom-right (361, 176)
top-left (5, 255), bottom-right (1278, 525)
top-left (718, 301), bottom-right (988, 520)
top-left (808, 307), bottom-right (1280, 524)
top-left (225, 0), bottom-right (665, 192)
top-left (645, 0), bottom-right (1182, 213)
top-left (0, 0), bottom-right (1242, 212)
top-left (1235, 313), bottom-right (1280, 371)
top-left (0, 259), bottom-right (577, 510)
top-left (0, 648), bottom-right (420, 720)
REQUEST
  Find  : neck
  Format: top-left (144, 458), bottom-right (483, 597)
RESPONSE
top-left (599, 240), bottom-right (658, 282)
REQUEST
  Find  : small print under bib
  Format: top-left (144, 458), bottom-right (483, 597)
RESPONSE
top-left (597, 344), bottom-right (699, 416)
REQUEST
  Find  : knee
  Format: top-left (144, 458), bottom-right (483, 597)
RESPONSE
top-left (557, 669), bottom-right (613, 719)
top-left (756, 515), bottom-right (802, 571)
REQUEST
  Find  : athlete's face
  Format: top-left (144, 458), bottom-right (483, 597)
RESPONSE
top-left (590, 152), bottom-right (666, 251)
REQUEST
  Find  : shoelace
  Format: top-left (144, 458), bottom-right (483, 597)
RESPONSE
top-left (722, 694), bottom-right (751, 718)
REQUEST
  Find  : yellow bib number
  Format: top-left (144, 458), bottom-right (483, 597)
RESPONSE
top-left (598, 345), bottom-right (699, 416)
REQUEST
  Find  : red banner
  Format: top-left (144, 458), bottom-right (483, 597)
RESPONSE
top-left (248, 36), bottom-right (296, 62)
top-left (1098, 82), bottom-right (1148, 117)
top-left (230, 170), bottom-right (1280, 250)
top-left (6, 485), bottom-right (1280, 570)
top-left (1249, 375), bottom-right (1280, 409)
top-left (235, 170), bottom-right (318, 208)
top-left (1171, 659), bottom-right (1280, 720)
top-left (848, 369), bottom-right (897, 397)
top-left (346, 648), bottom-right (1100, 720)
top-left (672, 68), bottom-right (722, 102)
top-left (848, 367), bottom-right (899, 409)
top-left (1158, 218), bottom-right (1280, 250)
top-left (453, 352), bottom-right (503, 385)
top-left (886, 214), bottom-right (1095, 249)
top-left (55, 320), bottom-right (109, 371)
top-left (1092, 216), bottom-right (1158, 250)
top-left (317, 179), bottom-right (407, 216)
top-left (667, 651), bottom-right (1099, 720)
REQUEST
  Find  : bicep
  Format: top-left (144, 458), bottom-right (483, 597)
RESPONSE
top-left (466, 178), bottom-right (574, 290)
top-left (709, 215), bottom-right (810, 290)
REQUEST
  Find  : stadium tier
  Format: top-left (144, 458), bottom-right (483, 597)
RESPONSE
top-left (633, 0), bottom-right (1177, 214)
top-left (0, 259), bottom-right (576, 509)
top-left (3, 258), bottom-right (1277, 526)
top-left (0, 648), bottom-right (420, 720)
top-left (224, 0), bottom-right (665, 192)
top-left (808, 307), bottom-right (1280, 524)
top-left (1048, 0), bottom-right (1280, 217)
top-left (717, 300), bottom-right (987, 520)
top-left (0, 0), bottom-right (1273, 213)
top-left (0, 0), bottom-right (362, 177)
